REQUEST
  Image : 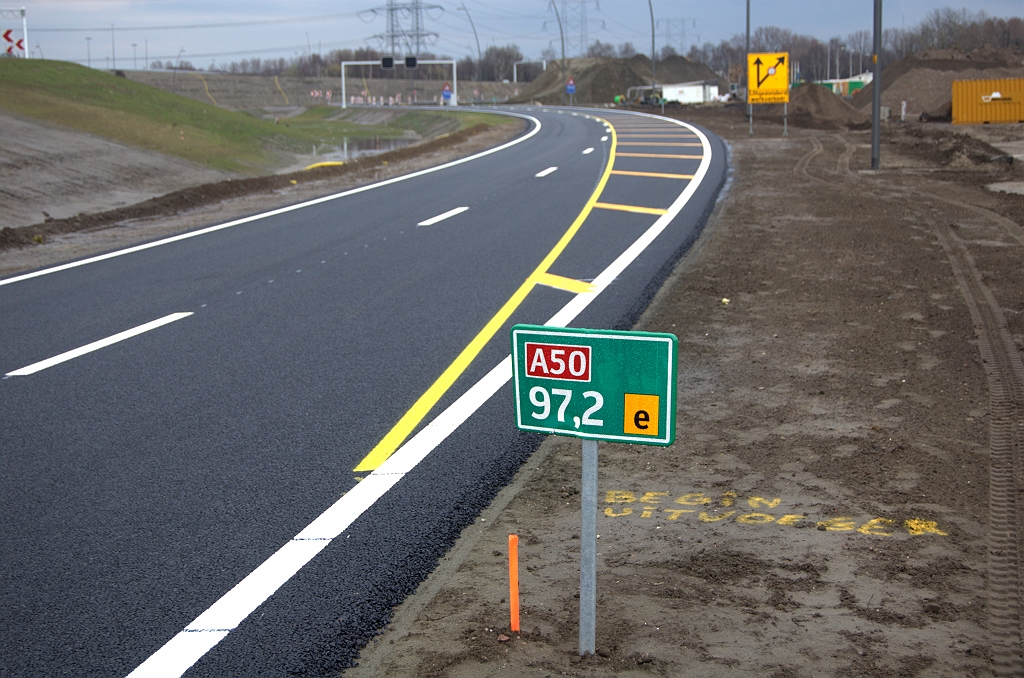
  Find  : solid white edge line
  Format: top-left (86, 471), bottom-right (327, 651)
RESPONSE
top-left (1, 113), bottom-right (542, 288)
top-left (4, 312), bottom-right (193, 377)
top-left (534, 166), bottom-right (558, 177)
top-left (417, 206), bottom-right (469, 226)
top-left (125, 111), bottom-right (713, 678)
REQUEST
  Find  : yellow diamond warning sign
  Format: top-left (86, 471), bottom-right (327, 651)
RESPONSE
top-left (747, 52), bottom-right (789, 104)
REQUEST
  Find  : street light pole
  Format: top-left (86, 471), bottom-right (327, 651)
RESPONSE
top-left (871, 0), bottom-right (882, 169)
top-left (746, 0), bottom-right (751, 135)
top-left (549, 1), bottom-right (566, 104)
top-left (132, 43), bottom-right (137, 70)
top-left (458, 3), bottom-right (482, 82)
top-left (85, 36), bottom-right (91, 68)
top-left (647, 0), bottom-right (655, 93)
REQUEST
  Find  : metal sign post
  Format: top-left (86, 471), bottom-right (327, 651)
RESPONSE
top-left (511, 324), bottom-right (677, 655)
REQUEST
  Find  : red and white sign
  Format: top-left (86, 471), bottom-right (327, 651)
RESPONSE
top-left (325, 90), bottom-right (332, 100)
top-left (3, 29), bottom-right (23, 55)
top-left (525, 342), bottom-right (591, 381)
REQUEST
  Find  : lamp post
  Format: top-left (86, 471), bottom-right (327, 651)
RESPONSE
top-left (871, 0), bottom-right (882, 169)
top-left (85, 36), bottom-right (91, 68)
top-left (647, 0), bottom-right (655, 93)
top-left (132, 43), bottom-right (137, 70)
top-left (457, 3), bottom-right (482, 82)
top-left (548, 1), bottom-right (566, 104)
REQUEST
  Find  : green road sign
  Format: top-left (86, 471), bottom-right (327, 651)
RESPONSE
top-left (510, 325), bottom-right (677, 445)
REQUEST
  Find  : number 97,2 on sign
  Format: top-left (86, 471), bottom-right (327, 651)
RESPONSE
top-left (510, 324), bottom-right (677, 446)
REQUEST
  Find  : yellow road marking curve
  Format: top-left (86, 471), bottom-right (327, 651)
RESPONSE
top-left (352, 118), bottom-right (619, 472)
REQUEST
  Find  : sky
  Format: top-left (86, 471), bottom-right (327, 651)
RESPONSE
top-left (6, 1), bottom-right (1023, 69)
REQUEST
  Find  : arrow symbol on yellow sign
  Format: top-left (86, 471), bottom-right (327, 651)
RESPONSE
top-left (754, 55), bottom-right (786, 87)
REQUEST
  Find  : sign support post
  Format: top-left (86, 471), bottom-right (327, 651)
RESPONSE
top-left (579, 438), bottom-right (598, 656)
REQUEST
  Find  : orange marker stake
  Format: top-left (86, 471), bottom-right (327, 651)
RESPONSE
top-left (508, 534), bottom-right (520, 632)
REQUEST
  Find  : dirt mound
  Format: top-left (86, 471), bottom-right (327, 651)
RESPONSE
top-left (753, 83), bottom-right (869, 130)
top-left (850, 47), bottom-right (1024, 117)
top-left (512, 55), bottom-right (725, 105)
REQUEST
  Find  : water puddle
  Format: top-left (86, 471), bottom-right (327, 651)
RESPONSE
top-left (316, 136), bottom-right (415, 161)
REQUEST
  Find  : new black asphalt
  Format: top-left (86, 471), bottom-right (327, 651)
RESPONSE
top-left (0, 107), bottom-right (727, 676)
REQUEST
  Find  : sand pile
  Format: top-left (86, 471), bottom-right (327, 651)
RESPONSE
top-left (752, 83), bottom-right (869, 130)
top-left (512, 54), bottom-right (725, 105)
top-left (850, 48), bottom-right (1024, 118)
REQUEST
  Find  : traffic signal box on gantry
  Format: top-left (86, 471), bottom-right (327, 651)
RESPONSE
top-left (511, 325), bottom-right (677, 445)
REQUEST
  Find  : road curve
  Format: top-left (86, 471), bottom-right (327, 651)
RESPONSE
top-left (0, 106), bottom-right (728, 676)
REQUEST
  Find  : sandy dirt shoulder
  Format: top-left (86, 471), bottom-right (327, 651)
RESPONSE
top-left (349, 116), bottom-right (1024, 677)
top-left (0, 122), bottom-right (522, 278)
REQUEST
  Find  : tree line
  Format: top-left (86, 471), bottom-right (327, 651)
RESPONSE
top-left (151, 44), bottom-right (548, 82)
top-left (685, 8), bottom-right (1023, 83)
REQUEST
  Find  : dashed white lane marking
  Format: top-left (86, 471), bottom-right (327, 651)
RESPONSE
top-left (535, 166), bottom-right (559, 177)
top-left (582, 147), bottom-right (594, 154)
top-left (0, 114), bottom-right (542, 288)
top-left (126, 114), bottom-right (713, 678)
top-left (4, 312), bottom-right (193, 377)
top-left (601, 136), bottom-right (609, 141)
top-left (417, 206), bottom-right (469, 226)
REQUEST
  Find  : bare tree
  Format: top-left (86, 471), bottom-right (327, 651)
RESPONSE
top-left (847, 29), bottom-right (870, 74)
top-left (586, 40), bottom-right (616, 58)
top-left (617, 42), bottom-right (637, 58)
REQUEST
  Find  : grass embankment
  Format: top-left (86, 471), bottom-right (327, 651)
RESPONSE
top-left (0, 60), bottom-right (513, 174)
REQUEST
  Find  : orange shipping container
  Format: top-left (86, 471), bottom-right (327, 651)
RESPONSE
top-left (952, 78), bottom-right (1024, 125)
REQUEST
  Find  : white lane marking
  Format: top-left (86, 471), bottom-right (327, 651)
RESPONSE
top-left (582, 147), bottom-right (594, 155)
top-left (126, 113), bottom-right (713, 678)
top-left (601, 136), bottom-right (608, 141)
top-left (417, 206), bottom-right (469, 226)
top-left (535, 166), bottom-right (558, 178)
top-left (0, 114), bottom-right (542, 288)
top-left (5, 312), bottom-right (193, 377)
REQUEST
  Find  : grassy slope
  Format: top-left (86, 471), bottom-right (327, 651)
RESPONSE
top-left (0, 60), bottom-right (512, 174)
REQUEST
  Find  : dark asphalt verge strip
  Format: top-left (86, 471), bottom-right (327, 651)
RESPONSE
top-left (0, 123), bottom-right (507, 252)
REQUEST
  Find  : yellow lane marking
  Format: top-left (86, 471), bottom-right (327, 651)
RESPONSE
top-left (274, 75), bottom-right (290, 105)
top-left (594, 202), bottom-right (668, 215)
top-left (618, 142), bottom-right (702, 147)
top-left (535, 272), bottom-right (597, 293)
top-left (352, 119), bottom-right (619, 472)
top-left (618, 134), bottom-right (698, 138)
top-left (610, 170), bottom-right (694, 180)
top-left (304, 161), bottom-right (346, 170)
top-left (189, 73), bottom-right (218, 107)
top-left (616, 152), bottom-right (703, 159)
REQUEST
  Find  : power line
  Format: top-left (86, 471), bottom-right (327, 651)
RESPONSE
top-left (33, 12), bottom-right (361, 33)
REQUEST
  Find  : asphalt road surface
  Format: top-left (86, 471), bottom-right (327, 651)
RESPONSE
top-left (1, 107), bottom-right (727, 677)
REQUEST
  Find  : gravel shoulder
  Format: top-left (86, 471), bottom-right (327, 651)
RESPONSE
top-left (349, 114), bottom-right (1024, 676)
